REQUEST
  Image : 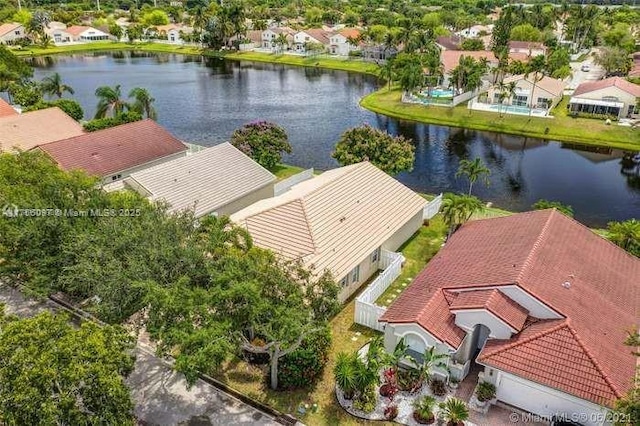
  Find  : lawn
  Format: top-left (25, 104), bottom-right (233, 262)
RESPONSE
top-left (375, 216), bottom-right (448, 306)
top-left (272, 163), bottom-right (305, 180)
top-left (361, 88), bottom-right (640, 151)
top-left (211, 298), bottom-right (386, 425)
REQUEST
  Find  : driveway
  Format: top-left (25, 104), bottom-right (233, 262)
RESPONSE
top-left (0, 284), bottom-right (279, 426)
top-left (567, 52), bottom-right (606, 91)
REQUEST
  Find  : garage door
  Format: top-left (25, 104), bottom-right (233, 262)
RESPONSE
top-left (496, 373), bottom-right (606, 426)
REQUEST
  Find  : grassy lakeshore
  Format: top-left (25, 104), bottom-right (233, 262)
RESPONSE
top-left (11, 41), bottom-right (208, 57)
top-left (361, 88), bottom-right (640, 151)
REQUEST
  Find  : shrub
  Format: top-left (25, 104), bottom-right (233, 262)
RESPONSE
top-left (230, 121), bottom-right (292, 171)
top-left (352, 386), bottom-right (376, 413)
top-left (532, 199), bottom-right (574, 217)
top-left (430, 378), bottom-right (447, 396)
top-left (83, 111), bottom-right (142, 132)
top-left (275, 326), bottom-right (331, 390)
top-left (25, 99), bottom-right (84, 121)
top-left (413, 395), bottom-right (437, 424)
top-left (476, 381), bottom-right (496, 402)
top-left (334, 352), bottom-right (358, 399)
top-left (397, 368), bottom-right (422, 391)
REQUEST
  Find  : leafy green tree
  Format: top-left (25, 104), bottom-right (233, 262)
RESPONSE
top-left (0, 46), bottom-right (33, 92)
top-left (496, 80), bottom-right (517, 118)
top-left (230, 121), bottom-right (292, 171)
top-left (509, 23), bottom-right (542, 42)
top-left (378, 58), bottom-right (396, 90)
top-left (450, 55), bottom-right (488, 94)
top-left (332, 125), bottom-right (415, 175)
top-left (94, 84), bottom-right (130, 119)
top-left (7, 81), bottom-right (42, 107)
top-left (141, 9), bottom-right (170, 26)
top-left (126, 24), bottom-right (144, 42)
top-left (83, 111), bottom-right (143, 132)
top-left (602, 23), bottom-right (636, 53)
top-left (24, 98), bottom-right (84, 121)
top-left (525, 55), bottom-right (547, 117)
top-left (394, 53), bottom-right (424, 94)
top-left (456, 157), bottom-right (490, 195)
top-left (440, 193), bottom-right (484, 237)
top-left (0, 308), bottom-right (135, 425)
top-left (595, 47), bottom-right (633, 76)
top-left (461, 38), bottom-right (485, 51)
top-left (40, 72), bottom-right (74, 98)
top-left (532, 199), bottom-right (574, 217)
top-left (546, 48), bottom-right (570, 78)
top-left (109, 23), bottom-right (123, 41)
top-left (128, 87), bottom-right (157, 120)
top-left (606, 219), bottom-right (639, 257)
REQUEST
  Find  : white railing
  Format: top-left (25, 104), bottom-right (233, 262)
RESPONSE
top-left (274, 168), bottom-right (314, 196)
top-left (423, 193), bottom-right (443, 220)
top-left (354, 250), bottom-right (404, 331)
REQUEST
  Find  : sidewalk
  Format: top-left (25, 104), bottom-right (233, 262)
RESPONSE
top-left (0, 284), bottom-right (279, 426)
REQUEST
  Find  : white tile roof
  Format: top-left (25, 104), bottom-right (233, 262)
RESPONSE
top-left (231, 162), bottom-right (427, 280)
top-left (126, 143), bottom-right (276, 217)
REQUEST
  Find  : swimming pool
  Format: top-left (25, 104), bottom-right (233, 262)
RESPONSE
top-left (488, 104), bottom-right (532, 114)
top-left (422, 88), bottom-right (454, 98)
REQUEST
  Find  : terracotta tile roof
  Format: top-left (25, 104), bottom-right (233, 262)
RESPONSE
top-left (573, 77), bottom-right (640, 98)
top-left (0, 107), bottom-right (85, 152)
top-left (339, 28), bottom-right (361, 39)
top-left (302, 28), bottom-right (331, 45)
top-left (0, 23), bottom-right (21, 37)
top-left (508, 40), bottom-right (546, 51)
top-left (441, 50), bottom-right (497, 73)
top-left (0, 98), bottom-right (18, 118)
top-left (380, 210), bottom-right (639, 406)
top-left (39, 119), bottom-right (187, 177)
top-left (231, 162), bottom-right (427, 281)
top-left (478, 320), bottom-right (621, 406)
top-left (449, 289), bottom-right (529, 331)
top-left (436, 36), bottom-right (462, 51)
top-left (65, 25), bottom-right (92, 36)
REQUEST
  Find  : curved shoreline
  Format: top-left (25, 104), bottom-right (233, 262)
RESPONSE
top-left (13, 42), bottom-right (639, 150)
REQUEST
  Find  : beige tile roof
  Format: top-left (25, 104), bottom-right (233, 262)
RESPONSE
top-left (0, 23), bottom-right (21, 37)
top-left (125, 143), bottom-right (276, 217)
top-left (231, 162), bottom-right (427, 280)
top-left (0, 107), bottom-right (85, 152)
top-left (502, 74), bottom-right (566, 97)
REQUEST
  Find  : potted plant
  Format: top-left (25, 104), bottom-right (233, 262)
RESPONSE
top-left (430, 378), bottom-right (447, 396)
top-left (384, 404), bottom-right (399, 421)
top-left (397, 368), bottom-right (422, 392)
top-left (475, 381), bottom-right (496, 407)
top-left (449, 378), bottom-right (460, 390)
top-left (413, 395), bottom-right (437, 424)
top-left (439, 398), bottom-right (469, 426)
top-left (334, 352), bottom-right (357, 399)
top-left (380, 368), bottom-right (399, 399)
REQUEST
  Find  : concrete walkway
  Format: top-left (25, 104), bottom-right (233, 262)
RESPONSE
top-left (0, 284), bottom-right (279, 426)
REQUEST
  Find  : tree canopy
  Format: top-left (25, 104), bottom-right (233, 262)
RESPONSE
top-left (230, 121), bottom-right (292, 171)
top-left (0, 308), bottom-right (135, 425)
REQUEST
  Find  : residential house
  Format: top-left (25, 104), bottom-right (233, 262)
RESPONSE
top-left (362, 44), bottom-right (398, 62)
top-left (236, 30), bottom-right (262, 50)
top-left (293, 29), bottom-right (330, 53)
top-left (328, 28), bottom-right (360, 56)
top-left (38, 119), bottom-right (187, 183)
top-left (261, 27), bottom-right (295, 51)
top-left (629, 52), bottom-right (640, 78)
top-left (440, 50), bottom-right (498, 88)
top-left (0, 98), bottom-right (18, 118)
top-left (0, 23), bottom-right (26, 44)
top-left (155, 24), bottom-right (193, 44)
top-left (122, 143), bottom-right (276, 217)
top-left (455, 24), bottom-right (493, 38)
top-left (570, 77), bottom-right (640, 118)
top-left (64, 26), bottom-right (111, 42)
top-left (436, 35), bottom-right (462, 51)
top-left (380, 210), bottom-right (639, 426)
top-left (508, 40), bottom-right (547, 57)
top-left (231, 162), bottom-right (427, 302)
top-left (0, 107), bottom-right (84, 152)
top-left (483, 74), bottom-right (566, 110)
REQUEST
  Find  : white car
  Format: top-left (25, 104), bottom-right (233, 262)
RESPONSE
top-left (581, 64), bottom-right (591, 72)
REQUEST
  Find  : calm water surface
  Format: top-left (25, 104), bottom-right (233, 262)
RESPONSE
top-left (29, 52), bottom-right (640, 227)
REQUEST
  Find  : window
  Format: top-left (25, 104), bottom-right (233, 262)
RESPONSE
top-left (351, 265), bottom-right (360, 283)
top-left (513, 95), bottom-right (528, 106)
top-left (339, 276), bottom-right (349, 287)
top-left (370, 247), bottom-right (381, 264)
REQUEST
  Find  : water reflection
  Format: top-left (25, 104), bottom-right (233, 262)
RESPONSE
top-left (28, 51), bottom-right (639, 226)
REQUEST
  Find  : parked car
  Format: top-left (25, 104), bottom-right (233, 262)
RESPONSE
top-left (580, 64), bottom-right (591, 72)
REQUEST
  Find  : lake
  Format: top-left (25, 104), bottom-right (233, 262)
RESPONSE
top-left (29, 51), bottom-right (639, 227)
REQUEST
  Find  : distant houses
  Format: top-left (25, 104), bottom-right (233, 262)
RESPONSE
top-left (0, 22), bottom-right (26, 44)
top-left (45, 24), bottom-right (112, 44)
top-left (153, 24), bottom-right (194, 44)
top-left (508, 40), bottom-right (547, 57)
top-left (259, 26), bottom-right (360, 56)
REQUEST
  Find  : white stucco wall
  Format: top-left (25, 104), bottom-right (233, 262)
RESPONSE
top-left (337, 250), bottom-right (379, 303)
top-left (490, 369), bottom-right (612, 426)
top-left (452, 309), bottom-right (514, 339)
top-left (382, 210), bottom-right (424, 252)
top-left (215, 183), bottom-right (275, 217)
top-left (0, 25), bottom-right (26, 43)
top-left (572, 86), bottom-right (637, 113)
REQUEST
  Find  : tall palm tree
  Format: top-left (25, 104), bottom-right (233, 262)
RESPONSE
top-left (41, 72), bottom-right (74, 98)
top-left (94, 85), bottom-right (129, 119)
top-left (525, 55), bottom-right (547, 118)
top-left (378, 59), bottom-right (396, 91)
top-left (129, 87), bottom-right (157, 120)
top-left (441, 193), bottom-right (484, 237)
top-left (497, 81), bottom-right (517, 118)
top-left (456, 157), bottom-right (491, 196)
top-left (274, 33), bottom-right (289, 53)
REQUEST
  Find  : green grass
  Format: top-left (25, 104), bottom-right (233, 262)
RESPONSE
top-left (211, 298), bottom-right (385, 425)
top-left (376, 216), bottom-right (448, 306)
top-left (272, 163), bottom-right (305, 180)
top-left (224, 51), bottom-right (380, 75)
top-left (361, 88), bottom-right (640, 151)
top-left (10, 41), bottom-right (208, 57)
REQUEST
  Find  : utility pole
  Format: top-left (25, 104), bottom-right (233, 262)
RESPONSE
top-left (96, 0), bottom-right (100, 11)
top-left (17, 0), bottom-right (21, 11)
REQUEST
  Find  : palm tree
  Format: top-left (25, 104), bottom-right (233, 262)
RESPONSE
top-left (334, 352), bottom-right (358, 399)
top-left (497, 81), bottom-right (517, 118)
top-left (606, 219), bottom-right (640, 256)
top-left (441, 193), bottom-right (484, 237)
top-left (525, 55), bottom-right (547, 118)
top-left (274, 33), bottom-right (289, 53)
top-left (41, 73), bottom-right (74, 99)
top-left (410, 346), bottom-right (449, 383)
top-left (94, 85), bottom-right (129, 119)
top-left (439, 398), bottom-right (469, 426)
top-left (129, 87), bottom-right (157, 120)
top-left (378, 59), bottom-right (396, 91)
top-left (382, 338), bottom-right (410, 373)
top-left (456, 157), bottom-right (491, 196)
top-left (413, 395), bottom-right (437, 423)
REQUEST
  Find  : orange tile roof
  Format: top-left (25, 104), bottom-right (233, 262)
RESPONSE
top-left (478, 320), bottom-right (621, 406)
top-left (441, 50), bottom-right (497, 73)
top-left (39, 119), bottom-right (187, 177)
top-left (573, 77), bottom-right (640, 98)
top-left (339, 28), bottom-right (361, 39)
top-left (0, 98), bottom-right (17, 118)
top-left (449, 289), bottom-right (529, 331)
top-left (380, 210), bottom-right (639, 406)
top-left (65, 25), bottom-right (92, 36)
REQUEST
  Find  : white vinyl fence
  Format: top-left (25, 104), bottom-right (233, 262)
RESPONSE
top-left (274, 168), bottom-right (314, 196)
top-left (354, 250), bottom-right (404, 332)
top-left (423, 193), bottom-right (443, 220)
